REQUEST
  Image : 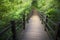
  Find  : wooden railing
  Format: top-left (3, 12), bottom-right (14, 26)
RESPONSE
top-left (0, 7), bottom-right (32, 40)
top-left (0, 19), bottom-right (24, 40)
top-left (38, 11), bottom-right (60, 40)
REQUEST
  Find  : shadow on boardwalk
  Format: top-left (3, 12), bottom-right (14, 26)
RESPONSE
top-left (17, 9), bottom-right (50, 40)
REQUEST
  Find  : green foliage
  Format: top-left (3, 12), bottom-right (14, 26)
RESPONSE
top-left (37, 0), bottom-right (60, 23)
top-left (1, 0), bottom-right (60, 39)
top-left (0, 0), bottom-right (32, 29)
top-left (0, 0), bottom-right (32, 40)
top-left (36, 0), bottom-right (60, 38)
top-left (32, 0), bottom-right (38, 7)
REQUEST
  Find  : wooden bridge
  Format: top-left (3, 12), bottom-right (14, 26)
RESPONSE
top-left (18, 9), bottom-right (50, 40)
top-left (0, 9), bottom-right (60, 40)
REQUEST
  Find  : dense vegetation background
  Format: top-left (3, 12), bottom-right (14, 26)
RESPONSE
top-left (0, 0), bottom-right (32, 29)
top-left (0, 0), bottom-right (60, 40)
top-left (37, 0), bottom-right (60, 23)
top-left (36, 0), bottom-right (60, 38)
top-left (0, 0), bottom-right (32, 40)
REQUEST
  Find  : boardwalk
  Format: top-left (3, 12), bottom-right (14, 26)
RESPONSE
top-left (18, 10), bottom-right (50, 40)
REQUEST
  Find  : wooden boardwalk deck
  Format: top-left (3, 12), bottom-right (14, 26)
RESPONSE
top-left (18, 10), bottom-right (50, 40)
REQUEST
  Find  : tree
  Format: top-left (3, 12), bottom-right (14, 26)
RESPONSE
top-left (32, 0), bottom-right (37, 7)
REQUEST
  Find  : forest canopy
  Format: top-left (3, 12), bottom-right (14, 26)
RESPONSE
top-left (0, 0), bottom-right (32, 31)
top-left (37, 0), bottom-right (60, 23)
top-left (0, 0), bottom-right (60, 40)
top-left (0, 0), bottom-right (32, 40)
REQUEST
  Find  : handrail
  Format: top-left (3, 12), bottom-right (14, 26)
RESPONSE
top-left (0, 8), bottom-right (31, 40)
top-left (47, 18), bottom-right (57, 26)
top-left (46, 23), bottom-right (55, 33)
top-left (0, 24), bottom-right (11, 36)
top-left (38, 11), bottom-right (59, 40)
top-left (39, 11), bottom-right (57, 26)
top-left (16, 24), bottom-right (23, 30)
top-left (0, 20), bottom-right (24, 40)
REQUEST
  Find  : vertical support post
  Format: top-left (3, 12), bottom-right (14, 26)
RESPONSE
top-left (41, 14), bottom-right (44, 24)
top-left (23, 11), bottom-right (25, 30)
top-left (56, 22), bottom-right (60, 40)
top-left (11, 20), bottom-right (17, 40)
top-left (46, 16), bottom-right (48, 24)
top-left (45, 15), bottom-right (48, 31)
top-left (27, 13), bottom-right (29, 23)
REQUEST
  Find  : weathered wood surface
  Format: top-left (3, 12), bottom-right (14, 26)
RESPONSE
top-left (18, 9), bottom-right (50, 40)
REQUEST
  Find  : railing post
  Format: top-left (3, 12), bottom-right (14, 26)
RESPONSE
top-left (46, 16), bottom-right (48, 23)
top-left (23, 12), bottom-right (25, 30)
top-left (27, 15), bottom-right (29, 23)
top-left (11, 20), bottom-right (17, 40)
top-left (55, 22), bottom-right (60, 40)
top-left (45, 15), bottom-right (48, 31)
